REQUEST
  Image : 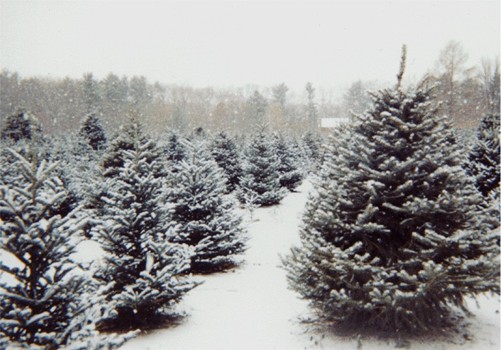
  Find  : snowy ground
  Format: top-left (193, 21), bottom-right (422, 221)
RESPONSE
top-left (0, 180), bottom-right (499, 349)
top-left (118, 180), bottom-right (500, 350)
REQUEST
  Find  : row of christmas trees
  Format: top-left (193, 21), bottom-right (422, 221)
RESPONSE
top-left (1, 63), bottom-right (499, 345)
top-left (0, 112), bottom-right (320, 348)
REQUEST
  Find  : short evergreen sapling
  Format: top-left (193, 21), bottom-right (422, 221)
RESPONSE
top-left (272, 132), bottom-right (303, 191)
top-left (283, 85), bottom-right (500, 334)
top-left (467, 112), bottom-right (500, 198)
top-left (165, 140), bottom-right (247, 273)
top-left (0, 149), bottom-right (122, 348)
top-left (79, 113), bottom-right (108, 151)
top-left (237, 127), bottom-right (287, 206)
top-left (95, 125), bottom-right (196, 328)
top-left (210, 131), bottom-right (243, 192)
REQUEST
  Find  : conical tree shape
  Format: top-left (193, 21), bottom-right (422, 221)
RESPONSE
top-left (283, 86), bottom-right (500, 333)
top-left (467, 112), bottom-right (500, 198)
top-left (211, 131), bottom-right (243, 193)
top-left (165, 131), bottom-right (186, 164)
top-left (1, 110), bottom-right (42, 143)
top-left (237, 127), bottom-right (287, 206)
top-left (273, 132), bottom-right (303, 191)
top-left (80, 113), bottom-right (107, 151)
top-left (95, 125), bottom-right (196, 328)
top-left (0, 149), bottom-right (120, 348)
top-left (165, 140), bottom-right (247, 273)
top-left (102, 116), bottom-right (165, 179)
top-left (90, 116), bottom-right (166, 216)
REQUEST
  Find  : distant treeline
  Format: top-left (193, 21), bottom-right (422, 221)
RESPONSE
top-left (1, 41), bottom-right (498, 134)
top-left (0, 71), bottom-right (334, 136)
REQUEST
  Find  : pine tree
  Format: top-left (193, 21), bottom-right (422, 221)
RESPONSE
top-left (273, 132), bottom-right (303, 191)
top-left (0, 149), bottom-right (121, 348)
top-left (95, 125), bottom-right (196, 328)
top-left (283, 85), bottom-right (500, 334)
top-left (79, 113), bottom-right (107, 151)
top-left (1, 110), bottom-right (42, 143)
top-left (211, 131), bottom-right (243, 193)
top-left (165, 140), bottom-right (247, 273)
top-left (467, 112), bottom-right (500, 198)
top-left (237, 127), bottom-right (287, 206)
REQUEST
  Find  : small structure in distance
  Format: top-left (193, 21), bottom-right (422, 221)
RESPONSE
top-left (320, 117), bottom-right (349, 133)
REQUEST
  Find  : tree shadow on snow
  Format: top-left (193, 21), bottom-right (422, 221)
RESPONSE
top-left (98, 312), bottom-right (186, 335)
top-left (298, 308), bottom-right (481, 349)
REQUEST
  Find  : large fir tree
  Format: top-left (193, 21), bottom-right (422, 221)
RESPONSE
top-left (0, 149), bottom-right (123, 348)
top-left (95, 121), bottom-right (196, 328)
top-left (237, 127), bottom-right (287, 206)
top-left (283, 83), bottom-right (500, 333)
top-left (165, 140), bottom-right (247, 273)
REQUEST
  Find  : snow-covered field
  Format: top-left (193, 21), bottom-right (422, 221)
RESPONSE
top-left (118, 181), bottom-right (501, 350)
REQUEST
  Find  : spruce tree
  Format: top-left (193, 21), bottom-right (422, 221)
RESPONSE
top-left (211, 131), bottom-right (243, 193)
top-left (101, 118), bottom-right (163, 179)
top-left (49, 133), bottom-right (101, 208)
top-left (273, 132), bottom-right (303, 191)
top-left (80, 113), bottom-right (107, 151)
top-left (165, 140), bottom-right (247, 273)
top-left (467, 112), bottom-right (500, 198)
top-left (1, 110), bottom-right (42, 143)
top-left (302, 131), bottom-right (321, 161)
top-left (0, 149), bottom-right (121, 348)
top-left (95, 122), bottom-right (196, 328)
top-left (283, 84), bottom-right (500, 334)
top-left (237, 127), bottom-right (287, 206)
top-left (165, 131), bottom-right (186, 164)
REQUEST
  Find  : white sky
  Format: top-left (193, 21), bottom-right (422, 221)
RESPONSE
top-left (0, 0), bottom-right (499, 92)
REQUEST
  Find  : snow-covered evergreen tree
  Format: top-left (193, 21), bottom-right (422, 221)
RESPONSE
top-left (101, 117), bottom-right (165, 179)
top-left (211, 131), bottom-right (243, 193)
top-left (61, 282), bottom-right (137, 350)
top-left (95, 123), bottom-right (196, 328)
top-left (273, 133), bottom-right (303, 191)
top-left (302, 131), bottom-right (321, 162)
top-left (467, 112), bottom-right (500, 198)
top-left (1, 110), bottom-right (42, 143)
top-left (80, 113), bottom-right (107, 151)
top-left (237, 127), bottom-right (287, 206)
top-left (288, 137), bottom-right (309, 177)
top-left (49, 133), bottom-right (101, 207)
top-left (165, 131), bottom-right (186, 164)
top-left (165, 140), bottom-right (247, 273)
top-left (0, 149), bottom-right (121, 348)
top-left (283, 84), bottom-right (500, 334)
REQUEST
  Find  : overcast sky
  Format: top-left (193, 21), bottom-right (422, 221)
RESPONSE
top-left (0, 0), bottom-right (499, 92)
